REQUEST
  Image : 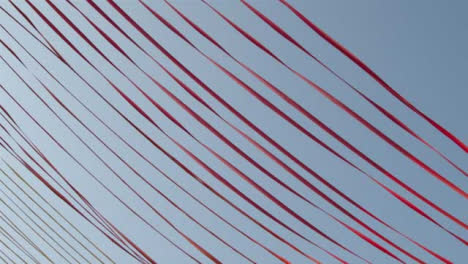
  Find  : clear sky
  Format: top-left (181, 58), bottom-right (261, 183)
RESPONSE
top-left (0, 0), bottom-right (466, 263)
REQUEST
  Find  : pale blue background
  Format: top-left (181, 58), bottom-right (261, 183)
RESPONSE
top-left (0, 0), bottom-right (466, 263)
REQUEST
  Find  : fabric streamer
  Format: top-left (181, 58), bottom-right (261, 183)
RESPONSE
top-left (1, 24), bottom-right (290, 264)
top-left (155, 2), bottom-right (452, 262)
top-left (278, 0), bottom-right (468, 154)
top-left (198, 0), bottom-right (468, 234)
top-left (240, 0), bottom-right (468, 179)
top-left (24, 0), bottom-right (361, 262)
top-left (0, 1), bottom-right (464, 263)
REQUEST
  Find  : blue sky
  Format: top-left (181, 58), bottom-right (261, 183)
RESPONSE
top-left (0, 1), bottom-right (466, 263)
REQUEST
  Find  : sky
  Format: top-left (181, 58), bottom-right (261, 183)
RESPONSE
top-left (0, 0), bottom-right (466, 263)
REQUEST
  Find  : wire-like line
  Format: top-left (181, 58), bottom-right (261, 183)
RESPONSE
top-left (16, 1), bottom-right (347, 262)
top-left (0, 134), bottom-right (111, 264)
top-left (0, 53), bottom-right (201, 263)
top-left (0, 23), bottom-right (289, 264)
top-left (0, 10), bottom-right (312, 262)
top-left (0, 168), bottom-right (93, 264)
top-left (1, 1), bottom-right (462, 263)
top-left (0, 189), bottom-right (75, 264)
top-left (0, 124), bottom-right (152, 264)
top-left (0, 229), bottom-right (28, 264)
top-left (62, 1), bottom-right (393, 262)
top-left (0, 219), bottom-right (41, 264)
